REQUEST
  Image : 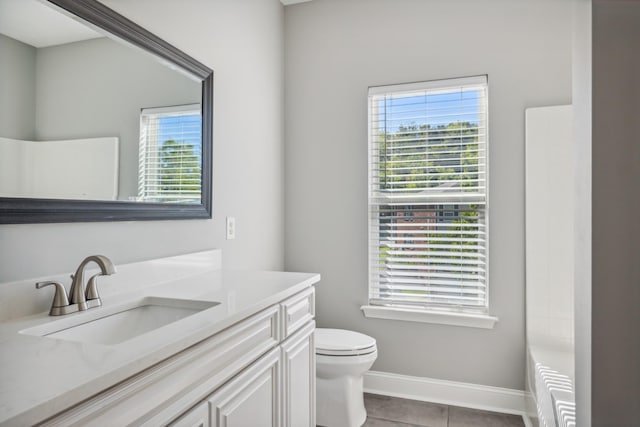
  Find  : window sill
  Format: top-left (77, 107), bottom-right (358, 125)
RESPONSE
top-left (360, 305), bottom-right (499, 329)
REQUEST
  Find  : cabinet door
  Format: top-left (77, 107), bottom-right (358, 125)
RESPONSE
top-left (281, 321), bottom-right (315, 427)
top-left (208, 348), bottom-right (280, 427)
top-left (171, 401), bottom-right (209, 427)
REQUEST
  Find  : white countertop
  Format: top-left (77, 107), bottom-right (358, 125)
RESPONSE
top-left (0, 251), bottom-right (320, 426)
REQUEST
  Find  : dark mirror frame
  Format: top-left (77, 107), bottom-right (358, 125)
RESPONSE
top-left (0, 0), bottom-right (213, 224)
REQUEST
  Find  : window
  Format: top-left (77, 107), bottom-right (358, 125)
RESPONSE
top-left (365, 76), bottom-right (494, 327)
top-left (138, 104), bottom-right (202, 203)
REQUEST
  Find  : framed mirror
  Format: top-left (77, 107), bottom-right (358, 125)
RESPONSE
top-left (0, 0), bottom-right (213, 223)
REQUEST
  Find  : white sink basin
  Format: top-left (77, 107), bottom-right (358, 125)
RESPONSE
top-left (20, 297), bottom-right (219, 345)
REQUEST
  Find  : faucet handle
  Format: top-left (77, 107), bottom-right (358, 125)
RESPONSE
top-left (35, 281), bottom-right (78, 316)
top-left (85, 274), bottom-right (103, 309)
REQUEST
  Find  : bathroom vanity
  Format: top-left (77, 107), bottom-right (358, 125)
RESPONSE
top-left (0, 1), bottom-right (318, 423)
top-left (0, 250), bottom-right (319, 426)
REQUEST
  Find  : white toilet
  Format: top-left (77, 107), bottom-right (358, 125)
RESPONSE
top-left (315, 328), bottom-right (377, 427)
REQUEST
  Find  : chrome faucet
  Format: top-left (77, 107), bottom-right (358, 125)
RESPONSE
top-left (69, 255), bottom-right (116, 310)
top-left (36, 255), bottom-right (116, 316)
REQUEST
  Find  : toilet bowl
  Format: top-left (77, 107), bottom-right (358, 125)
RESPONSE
top-left (315, 328), bottom-right (377, 427)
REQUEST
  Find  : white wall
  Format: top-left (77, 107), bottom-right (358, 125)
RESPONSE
top-left (525, 105), bottom-right (575, 427)
top-left (572, 0), bottom-right (592, 425)
top-left (2, 34), bottom-right (200, 201)
top-left (592, 1), bottom-right (640, 424)
top-left (525, 105), bottom-right (574, 350)
top-left (35, 37), bottom-right (200, 200)
top-left (285, 0), bottom-right (572, 390)
top-left (0, 34), bottom-right (35, 140)
top-left (0, 138), bottom-right (28, 196)
top-left (0, 0), bottom-right (285, 282)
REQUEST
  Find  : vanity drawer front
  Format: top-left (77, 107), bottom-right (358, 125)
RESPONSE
top-left (281, 287), bottom-right (315, 339)
top-left (41, 306), bottom-right (280, 427)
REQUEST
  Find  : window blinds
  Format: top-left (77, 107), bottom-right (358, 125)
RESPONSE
top-left (138, 105), bottom-right (202, 203)
top-left (368, 76), bottom-right (489, 312)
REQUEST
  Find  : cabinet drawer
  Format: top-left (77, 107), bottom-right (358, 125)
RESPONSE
top-left (281, 287), bottom-right (315, 339)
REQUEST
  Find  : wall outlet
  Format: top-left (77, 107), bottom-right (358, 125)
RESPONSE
top-left (226, 216), bottom-right (236, 240)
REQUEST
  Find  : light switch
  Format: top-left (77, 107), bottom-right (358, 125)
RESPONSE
top-left (226, 216), bottom-right (236, 240)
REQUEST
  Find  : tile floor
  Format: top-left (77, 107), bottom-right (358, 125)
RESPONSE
top-left (363, 393), bottom-right (525, 427)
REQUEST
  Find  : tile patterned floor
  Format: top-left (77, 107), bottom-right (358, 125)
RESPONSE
top-left (363, 393), bottom-right (525, 427)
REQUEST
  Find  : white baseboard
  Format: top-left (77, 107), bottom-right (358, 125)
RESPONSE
top-left (364, 370), bottom-right (533, 420)
top-left (523, 391), bottom-right (537, 426)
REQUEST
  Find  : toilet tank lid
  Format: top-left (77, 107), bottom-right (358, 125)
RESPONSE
top-left (315, 328), bottom-right (376, 352)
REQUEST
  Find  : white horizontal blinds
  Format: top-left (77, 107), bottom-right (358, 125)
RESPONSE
top-left (138, 104), bottom-right (202, 203)
top-left (368, 76), bottom-right (489, 312)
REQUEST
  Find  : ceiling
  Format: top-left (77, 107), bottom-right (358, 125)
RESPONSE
top-left (0, 0), bottom-right (102, 48)
top-left (0, 0), bottom-right (311, 49)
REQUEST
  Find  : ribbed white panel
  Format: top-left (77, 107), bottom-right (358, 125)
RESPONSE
top-left (534, 361), bottom-right (575, 427)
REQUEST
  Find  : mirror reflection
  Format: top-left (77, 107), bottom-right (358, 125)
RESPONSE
top-left (0, 0), bottom-right (203, 204)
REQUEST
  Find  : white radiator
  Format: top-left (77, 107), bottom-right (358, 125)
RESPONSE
top-left (530, 346), bottom-right (575, 427)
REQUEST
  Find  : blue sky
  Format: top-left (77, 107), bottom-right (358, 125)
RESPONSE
top-left (158, 114), bottom-right (202, 160)
top-left (376, 90), bottom-right (482, 133)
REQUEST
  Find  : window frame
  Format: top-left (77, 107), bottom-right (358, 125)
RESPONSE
top-left (138, 104), bottom-right (203, 204)
top-left (362, 76), bottom-right (497, 328)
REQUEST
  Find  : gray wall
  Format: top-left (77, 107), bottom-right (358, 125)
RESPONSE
top-left (0, 0), bottom-right (285, 281)
top-left (35, 37), bottom-right (200, 200)
top-left (0, 34), bottom-right (36, 140)
top-left (284, 0), bottom-right (572, 390)
top-left (592, 1), bottom-right (640, 424)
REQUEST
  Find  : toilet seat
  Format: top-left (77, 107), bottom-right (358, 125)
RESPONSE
top-left (315, 328), bottom-right (377, 356)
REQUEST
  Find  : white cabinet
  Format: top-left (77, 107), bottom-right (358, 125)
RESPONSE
top-left (208, 348), bottom-right (281, 427)
top-left (172, 294), bottom-right (318, 427)
top-left (203, 322), bottom-right (317, 427)
top-left (280, 287), bottom-right (314, 338)
top-left (44, 287), bottom-right (316, 427)
top-left (171, 402), bottom-right (208, 427)
top-left (281, 322), bottom-right (315, 427)
top-left (42, 305), bottom-right (281, 427)
top-left (172, 293), bottom-right (316, 427)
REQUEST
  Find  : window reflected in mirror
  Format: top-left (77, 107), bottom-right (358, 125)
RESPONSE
top-left (138, 104), bottom-right (202, 204)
